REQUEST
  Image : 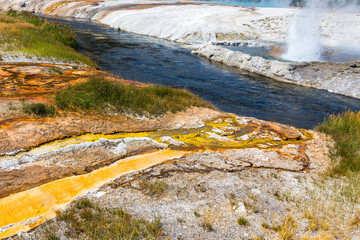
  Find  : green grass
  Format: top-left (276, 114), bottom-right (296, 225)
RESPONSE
top-left (0, 11), bottom-right (96, 67)
top-left (200, 220), bottom-right (213, 231)
top-left (261, 222), bottom-right (270, 229)
top-left (237, 217), bottom-right (249, 226)
top-left (6, 10), bottom-right (78, 48)
top-left (22, 102), bottom-right (57, 117)
top-left (316, 110), bottom-right (360, 175)
top-left (138, 180), bottom-right (169, 196)
top-left (56, 198), bottom-right (162, 240)
top-left (55, 77), bottom-right (215, 116)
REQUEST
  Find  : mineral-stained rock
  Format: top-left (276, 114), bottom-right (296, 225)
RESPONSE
top-left (0, 63), bottom-right (144, 99)
top-left (0, 107), bottom-right (221, 155)
top-left (0, 138), bottom-right (166, 198)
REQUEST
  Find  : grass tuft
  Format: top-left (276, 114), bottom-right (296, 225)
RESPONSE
top-left (261, 222), bottom-right (270, 229)
top-left (316, 110), bottom-right (360, 175)
top-left (278, 216), bottom-right (297, 240)
top-left (22, 102), bottom-right (57, 117)
top-left (200, 220), bottom-right (213, 231)
top-left (55, 77), bottom-right (215, 116)
top-left (56, 198), bottom-right (162, 239)
top-left (138, 180), bottom-right (169, 196)
top-left (237, 217), bottom-right (249, 226)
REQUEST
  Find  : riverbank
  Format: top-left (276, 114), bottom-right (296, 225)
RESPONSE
top-left (193, 43), bottom-right (360, 98)
top-left (0, 10), bottom-right (95, 67)
top-left (1, 0), bottom-right (360, 98)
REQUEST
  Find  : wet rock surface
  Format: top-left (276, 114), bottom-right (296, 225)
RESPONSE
top-left (0, 107), bottom-right (220, 155)
top-left (0, 63), bottom-right (144, 99)
top-left (0, 138), bottom-right (166, 198)
top-left (0, 99), bottom-right (329, 239)
top-left (0, 112), bottom-right (315, 197)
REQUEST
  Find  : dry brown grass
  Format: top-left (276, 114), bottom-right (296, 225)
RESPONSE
top-left (0, 13), bottom-right (34, 31)
top-left (0, 22), bottom-right (33, 30)
top-left (278, 215), bottom-right (298, 240)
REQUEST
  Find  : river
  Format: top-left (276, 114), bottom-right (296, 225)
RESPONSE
top-left (49, 17), bottom-right (360, 129)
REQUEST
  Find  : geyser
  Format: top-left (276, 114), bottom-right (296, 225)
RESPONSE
top-left (283, 0), bottom-right (360, 62)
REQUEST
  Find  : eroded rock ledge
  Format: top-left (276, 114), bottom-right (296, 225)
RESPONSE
top-left (193, 43), bottom-right (360, 99)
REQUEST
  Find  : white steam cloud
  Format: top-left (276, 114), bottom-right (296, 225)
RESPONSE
top-left (283, 0), bottom-right (360, 62)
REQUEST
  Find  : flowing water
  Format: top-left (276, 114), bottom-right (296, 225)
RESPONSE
top-left (48, 17), bottom-right (360, 129)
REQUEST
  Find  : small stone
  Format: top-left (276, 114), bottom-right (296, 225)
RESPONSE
top-left (235, 202), bottom-right (246, 215)
top-left (238, 135), bottom-right (249, 141)
top-left (251, 188), bottom-right (261, 196)
top-left (225, 118), bottom-right (233, 123)
top-left (213, 119), bottom-right (223, 124)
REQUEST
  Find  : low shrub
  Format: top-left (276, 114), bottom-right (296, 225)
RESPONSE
top-left (22, 102), bottom-right (57, 117)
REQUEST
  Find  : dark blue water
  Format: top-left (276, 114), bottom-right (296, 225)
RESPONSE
top-left (49, 17), bottom-right (360, 129)
top-left (192, 0), bottom-right (289, 7)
